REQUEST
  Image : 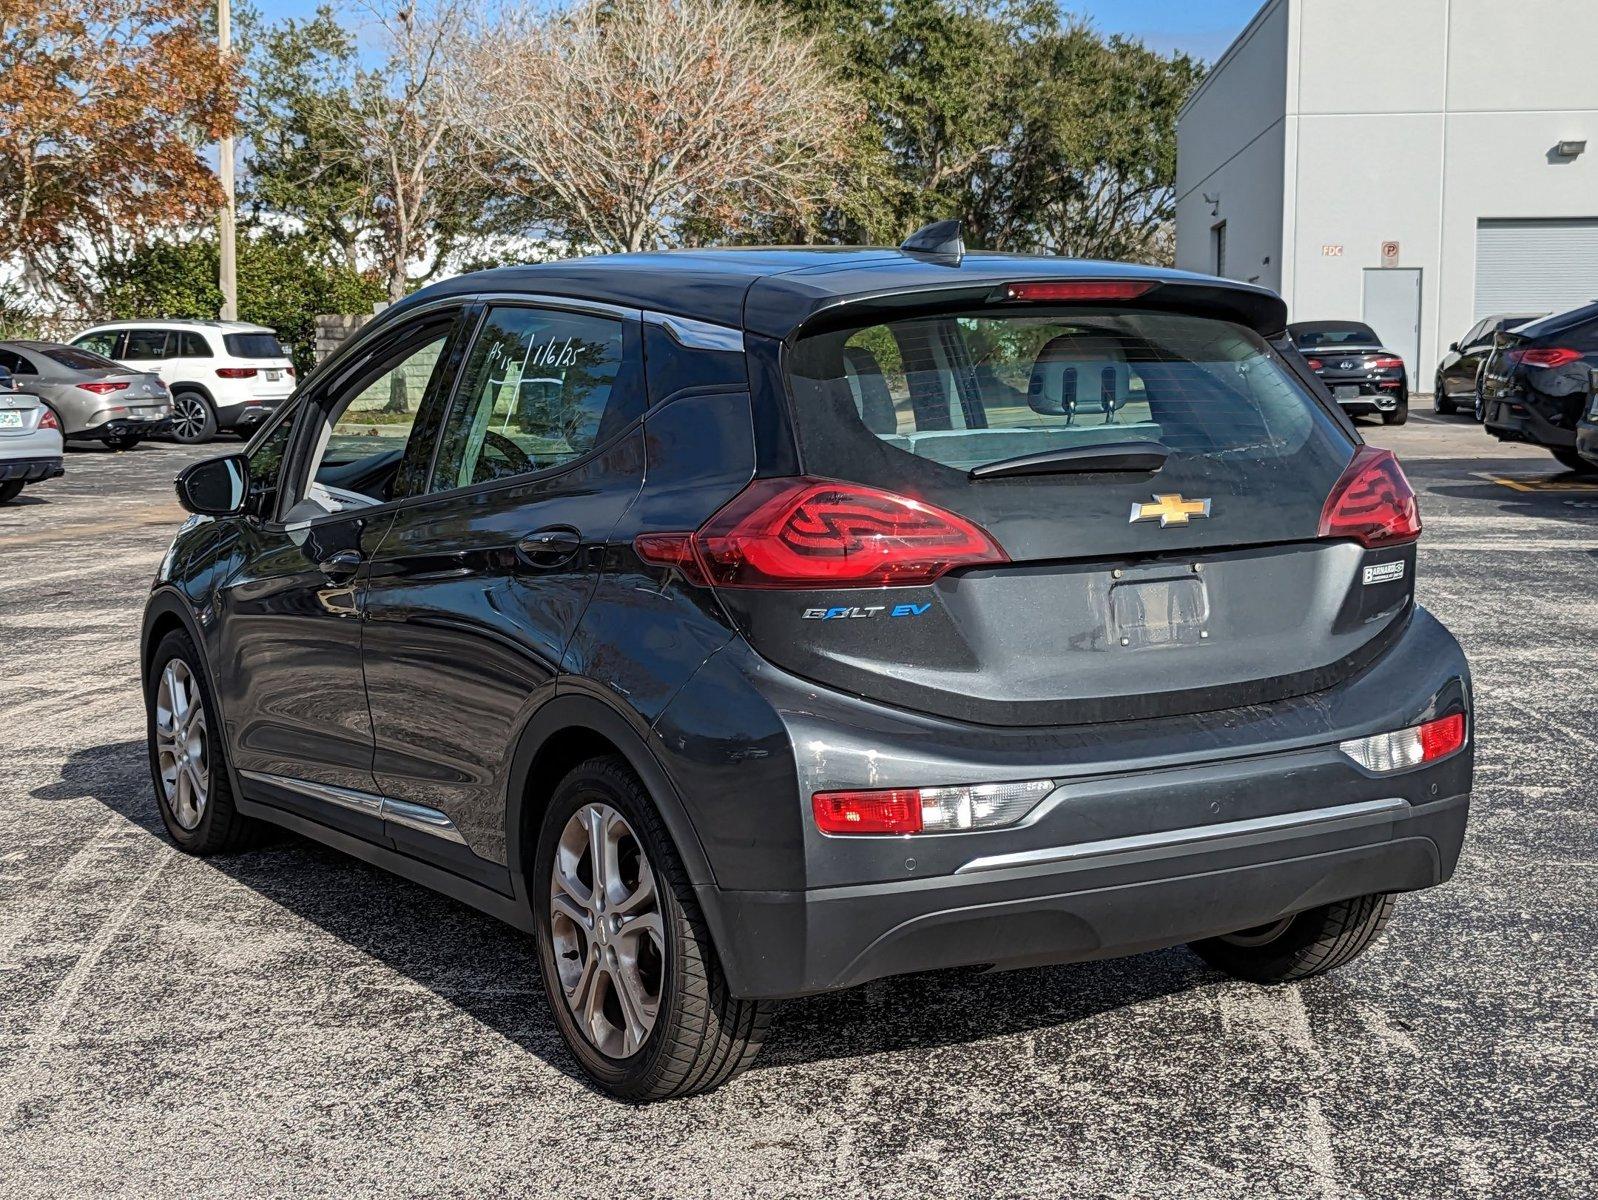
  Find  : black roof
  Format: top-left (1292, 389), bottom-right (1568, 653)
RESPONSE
top-left (392, 248), bottom-right (1289, 341)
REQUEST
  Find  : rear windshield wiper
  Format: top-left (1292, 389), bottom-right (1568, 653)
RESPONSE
top-left (969, 441), bottom-right (1170, 480)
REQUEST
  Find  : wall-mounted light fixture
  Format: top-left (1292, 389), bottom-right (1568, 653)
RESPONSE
top-left (1202, 192), bottom-right (1221, 217)
top-left (1555, 140), bottom-right (1587, 159)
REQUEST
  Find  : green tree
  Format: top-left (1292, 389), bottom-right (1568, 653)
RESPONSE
top-left (96, 233), bottom-right (385, 373)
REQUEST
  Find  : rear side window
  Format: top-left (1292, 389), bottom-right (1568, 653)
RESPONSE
top-left (1289, 323), bottom-right (1380, 349)
top-left (428, 305), bottom-right (635, 493)
top-left (786, 308), bottom-right (1356, 550)
top-left (224, 332), bottom-right (286, 358)
top-left (173, 332), bottom-right (213, 358)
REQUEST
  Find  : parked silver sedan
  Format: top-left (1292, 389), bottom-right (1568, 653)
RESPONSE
top-left (0, 366), bottom-right (64, 503)
top-left (0, 341), bottom-right (171, 450)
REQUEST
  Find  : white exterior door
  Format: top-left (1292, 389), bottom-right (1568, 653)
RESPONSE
top-left (1363, 268), bottom-right (1422, 385)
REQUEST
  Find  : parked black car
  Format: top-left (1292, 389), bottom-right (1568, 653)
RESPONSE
top-left (142, 233), bottom-right (1473, 1101)
top-left (1287, 321), bottom-right (1409, 424)
top-left (1481, 301), bottom-right (1598, 473)
top-left (1433, 312), bottom-right (1544, 419)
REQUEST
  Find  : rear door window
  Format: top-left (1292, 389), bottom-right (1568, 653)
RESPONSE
top-left (74, 331), bottom-right (123, 358)
top-left (786, 308), bottom-right (1356, 560)
top-left (173, 332), bottom-right (213, 358)
top-left (123, 329), bottom-right (170, 359)
top-left (427, 305), bottom-right (636, 493)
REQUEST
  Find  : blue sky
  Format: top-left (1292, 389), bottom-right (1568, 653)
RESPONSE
top-left (248, 0), bottom-right (1263, 62)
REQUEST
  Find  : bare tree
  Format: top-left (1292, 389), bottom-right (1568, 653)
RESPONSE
top-left (448, 0), bottom-right (856, 254)
top-left (340, 0), bottom-right (490, 302)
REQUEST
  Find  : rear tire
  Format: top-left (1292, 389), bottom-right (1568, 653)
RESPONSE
top-left (1381, 397), bottom-right (1409, 425)
top-left (1551, 447), bottom-right (1597, 475)
top-left (532, 755), bottom-right (773, 1101)
top-left (169, 390), bottom-right (218, 444)
top-left (1190, 893), bottom-right (1395, 984)
top-left (0, 479), bottom-right (24, 504)
top-left (144, 630), bottom-right (260, 854)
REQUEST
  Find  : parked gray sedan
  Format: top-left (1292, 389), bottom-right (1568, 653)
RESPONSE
top-left (0, 341), bottom-right (171, 450)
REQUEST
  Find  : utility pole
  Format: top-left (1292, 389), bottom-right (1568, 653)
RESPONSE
top-left (218, 0), bottom-right (238, 321)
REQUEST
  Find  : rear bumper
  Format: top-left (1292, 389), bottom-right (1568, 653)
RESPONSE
top-left (707, 792), bottom-right (1467, 998)
top-left (0, 455), bottom-right (64, 483)
top-left (1484, 394), bottom-right (1578, 449)
top-left (217, 400), bottom-right (284, 432)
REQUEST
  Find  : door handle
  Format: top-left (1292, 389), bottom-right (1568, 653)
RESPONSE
top-left (318, 548), bottom-right (364, 583)
top-left (515, 526), bottom-right (583, 568)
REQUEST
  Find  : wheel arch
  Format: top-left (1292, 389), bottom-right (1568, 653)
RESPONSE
top-left (169, 380), bottom-right (217, 407)
top-left (505, 693), bottom-right (718, 897)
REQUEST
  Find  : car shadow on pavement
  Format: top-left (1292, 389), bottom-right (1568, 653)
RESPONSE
top-left (43, 740), bottom-right (1216, 1086)
top-left (1423, 480), bottom-right (1598, 526)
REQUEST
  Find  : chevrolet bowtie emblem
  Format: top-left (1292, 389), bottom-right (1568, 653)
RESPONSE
top-left (1129, 493), bottom-right (1212, 527)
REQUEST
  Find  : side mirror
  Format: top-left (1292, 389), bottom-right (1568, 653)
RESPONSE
top-left (1449, 342), bottom-right (1460, 353)
top-left (176, 454), bottom-right (249, 517)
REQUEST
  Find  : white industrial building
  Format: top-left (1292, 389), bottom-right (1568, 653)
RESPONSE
top-left (1174, 0), bottom-right (1598, 389)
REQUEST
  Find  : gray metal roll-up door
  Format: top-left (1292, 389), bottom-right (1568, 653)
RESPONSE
top-left (1475, 218), bottom-right (1598, 319)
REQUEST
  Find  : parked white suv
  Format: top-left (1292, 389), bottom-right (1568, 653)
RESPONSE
top-left (70, 320), bottom-right (296, 444)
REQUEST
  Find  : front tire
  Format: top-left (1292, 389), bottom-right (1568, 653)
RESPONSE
top-left (1190, 893), bottom-right (1395, 983)
top-left (144, 630), bottom-right (259, 854)
top-left (532, 756), bottom-right (772, 1101)
top-left (1432, 375), bottom-right (1454, 415)
top-left (169, 390), bottom-right (218, 444)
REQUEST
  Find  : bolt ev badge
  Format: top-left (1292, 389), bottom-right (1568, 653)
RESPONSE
top-left (1129, 494), bottom-right (1212, 527)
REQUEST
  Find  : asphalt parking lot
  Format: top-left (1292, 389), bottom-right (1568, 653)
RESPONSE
top-left (1, 415), bottom-right (1594, 1199)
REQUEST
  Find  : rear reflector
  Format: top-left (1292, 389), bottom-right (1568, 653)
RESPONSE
top-left (1509, 347), bottom-right (1581, 369)
top-left (637, 477), bottom-right (1008, 589)
top-left (999, 280), bottom-right (1156, 303)
top-left (812, 779), bottom-right (1055, 835)
top-left (1339, 713), bottom-right (1466, 772)
top-left (1319, 446), bottom-right (1421, 548)
top-left (78, 381), bottom-right (129, 394)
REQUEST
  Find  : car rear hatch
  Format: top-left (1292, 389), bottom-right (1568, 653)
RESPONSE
top-left (708, 287), bottom-right (1421, 726)
top-left (222, 331), bottom-right (296, 397)
top-left (0, 391), bottom-right (46, 436)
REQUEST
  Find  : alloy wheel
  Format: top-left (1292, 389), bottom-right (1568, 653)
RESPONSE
top-left (549, 802), bottom-right (665, 1059)
top-left (171, 394), bottom-right (208, 442)
top-left (154, 658), bottom-right (209, 830)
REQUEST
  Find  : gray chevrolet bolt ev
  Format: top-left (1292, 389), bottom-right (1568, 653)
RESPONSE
top-left (142, 225), bottom-right (1473, 1100)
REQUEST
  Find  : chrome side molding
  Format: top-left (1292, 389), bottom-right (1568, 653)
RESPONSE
top-left (955, 796), bottom-right (1410, 875)
top-left (240, 770), bottom-right (466, 845)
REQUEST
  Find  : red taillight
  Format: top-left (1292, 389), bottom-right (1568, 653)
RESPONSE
top-left (1319, 446), bottom-right (1421, 548)
top-left (78, 380), bottom-right (129, 395)
top-left (286, 367), bottom-right (296, 377)
top-left (1418, 713), bottom-right (1466, 761)
top-left (999, 280), bottom-right (1156, 303)
top-left (38, 406), bottom-right (60, 430)
top-left (812, 789), bottom-right (923, 835)
top-left (1371, 356), bottom-right (1404, 370)
top-left (216, 367), bottom-right (258, 379)
top-left (1305, 357), bottom-right (1325, 371)
top-left (1508, 347), bottom-right (1580, 369)
top-left (636, 477), bottom-right (1008, 589)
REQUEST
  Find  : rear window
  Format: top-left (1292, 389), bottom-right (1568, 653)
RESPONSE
top-left (224, 333), bottom-right (287, 359)
top-left (786, 308), bottom-right (1356, 552)
top-left (1288, 323), bottom-right (1380, 349)
top-left (41, 346), bottom-right (121, 371)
